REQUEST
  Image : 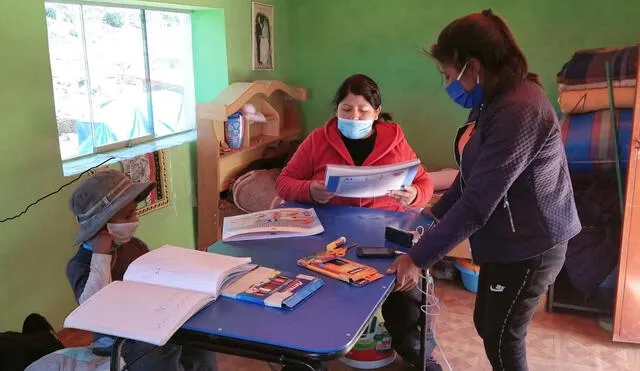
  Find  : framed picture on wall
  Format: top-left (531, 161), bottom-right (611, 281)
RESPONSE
top-left (88, 150), bottom-right (171, 216)
top-left (252, 2), bottom-right (274, 71)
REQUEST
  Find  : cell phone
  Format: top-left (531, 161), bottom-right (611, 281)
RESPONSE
top-left (356, 247), bottom-right (397, 258)
top-left (384, 226), bottom-right (414, 248)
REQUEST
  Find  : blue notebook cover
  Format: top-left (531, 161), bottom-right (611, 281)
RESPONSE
top-left (221, 267), bottom-right (324, 309)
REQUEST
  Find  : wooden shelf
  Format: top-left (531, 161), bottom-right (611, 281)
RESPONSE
top-left (197, 80), bottom-right (307, 121)
top-left (220, 128), bottom-right (301, 161)
top-left (280, 127), bottom-right (301, 138)
top-left (220, 135), bottom-right (281, 161)
top-left (196, 80), bottom-right (307, 250)
top-left (218, 129), bottom-right (302, 190)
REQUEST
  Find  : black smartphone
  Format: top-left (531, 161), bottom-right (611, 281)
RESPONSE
top-left (384, 226), bottom-right (414, 248)
top-left (356, 247), bottom-right (397, 258)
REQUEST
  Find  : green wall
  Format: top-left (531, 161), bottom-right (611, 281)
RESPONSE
top-left (288, 0), bottom-right (640, 168)
top-left (0, 0), bottom-right (292, 331)
top-left (2, 0), bottom-right (639, 332)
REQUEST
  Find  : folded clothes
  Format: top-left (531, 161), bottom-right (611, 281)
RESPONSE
top-left (557, 45), bottom-right (638, 86)
top-left (561, 109), bottom-right (633, 172)
top-left (558, 79), bottom-right (636, 91)
top-left (558, 87), bottom-right (636, 114)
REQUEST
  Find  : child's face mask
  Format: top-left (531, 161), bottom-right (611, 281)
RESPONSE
top-left (107, 222), bottom-right (139, 245)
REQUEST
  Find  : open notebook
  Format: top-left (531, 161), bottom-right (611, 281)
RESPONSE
top-left (64, 245), bottom-right (255, 346)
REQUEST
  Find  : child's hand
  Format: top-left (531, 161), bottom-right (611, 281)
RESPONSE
top-left (92, 230), bottom-right (113, 254)
top-left (309, 181), bottom-right (335, 204)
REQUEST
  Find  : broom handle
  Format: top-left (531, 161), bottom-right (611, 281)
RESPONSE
top-left (605, 61), bottom-right (625, 218)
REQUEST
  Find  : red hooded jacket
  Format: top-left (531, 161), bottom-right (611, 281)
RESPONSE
top-left (276, 118), bottom-right (433, 211)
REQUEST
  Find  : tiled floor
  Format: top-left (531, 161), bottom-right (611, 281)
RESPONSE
top-left (60, 280), bottom-right (640, 370)
top-left (423, 281), bottom-right (640, 371)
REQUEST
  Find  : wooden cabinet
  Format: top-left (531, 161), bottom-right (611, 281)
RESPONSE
top-left (613, 57), bottom-right (640, 343)
top-left (196, 80), bottom-right (307, 250)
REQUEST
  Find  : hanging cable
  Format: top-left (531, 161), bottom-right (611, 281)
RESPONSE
top-left (0, 157), bottom-right (114, 223)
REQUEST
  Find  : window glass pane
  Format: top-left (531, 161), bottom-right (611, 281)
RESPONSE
top-left (145, 10), bottom-right (196, 136)
top-left (45, 3), bottom-right (92, 160)
top-left (83, 5), bottom-right (152, 148)
top-left (46, 3), bottom-right (197, 161)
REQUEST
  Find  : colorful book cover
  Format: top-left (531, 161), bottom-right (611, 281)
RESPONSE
top-left (221, 267), bottom-right (324, 309)
top-left (222, 208), bottom-right (324, 241)
top-left (297, 251), bottom-right (384, 287)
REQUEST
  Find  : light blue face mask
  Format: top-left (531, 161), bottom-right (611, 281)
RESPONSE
top-left (445, 62), bottom-right (485, 109)
top-left (337, 117), bottom-right (375, 140)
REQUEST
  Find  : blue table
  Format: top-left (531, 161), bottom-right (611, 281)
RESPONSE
top-left (111, 202), bottom-right (433, 370)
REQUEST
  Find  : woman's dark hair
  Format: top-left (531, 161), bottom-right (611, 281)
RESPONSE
top-left (429, 9), bottom-right (540, 101)
top-left (332, 74), bottom-right (393, 122)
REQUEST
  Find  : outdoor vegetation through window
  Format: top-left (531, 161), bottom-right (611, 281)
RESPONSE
top-left (44, 2), bottom-right (196, 160)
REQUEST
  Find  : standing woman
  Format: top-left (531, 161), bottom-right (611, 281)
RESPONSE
top-left (388, 9), bottom-right (581, 371)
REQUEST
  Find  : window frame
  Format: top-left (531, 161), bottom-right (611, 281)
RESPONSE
top-left (45, 0), bottom-right (197, 165)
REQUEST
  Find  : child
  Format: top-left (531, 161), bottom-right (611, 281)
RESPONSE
top-left (66, 169), bottom-right (217, 371)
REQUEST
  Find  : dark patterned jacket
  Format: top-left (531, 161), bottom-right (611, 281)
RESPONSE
top-left (410, 80), bottom-right (581, 266)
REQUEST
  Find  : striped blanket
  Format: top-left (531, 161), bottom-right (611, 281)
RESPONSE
top-left (561, 109), bottom-right (633, 172)
top-left (558, 86), bottom-right (636, 114)
top-left (557, 45), bottom-right (638, 85)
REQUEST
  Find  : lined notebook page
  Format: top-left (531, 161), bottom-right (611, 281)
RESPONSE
top-left (64, 281), bottom-right (212, 346)
top-left (123, 245), bottom-right (253, 298)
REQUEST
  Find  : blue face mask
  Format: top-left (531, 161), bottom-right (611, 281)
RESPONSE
top-left (337, 117), bottom-right (375, 140)
top-left (445, 62), bottom-right (485, 109)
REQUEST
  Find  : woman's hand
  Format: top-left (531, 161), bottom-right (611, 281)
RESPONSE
top-left (309, 181), bottom-right (335, 204)
top-left (92, 230), bottom-right (114, 254)
top-left (387, 254), bottom-right (421, 291)
top-left (389, 185), bottom-right (418, 206)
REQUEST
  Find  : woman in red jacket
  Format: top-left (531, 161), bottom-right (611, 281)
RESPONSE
top-left (277, 75), bottom-right (441, 371)
top-left (276, 74), bottom-right (434, 211)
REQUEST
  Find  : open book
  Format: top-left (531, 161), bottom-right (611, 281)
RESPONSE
top-left (63, 245), bottom-right (256, 346)
top-left (222, 207), bottom-right (324, 241)
top-left (325, 159), bottom-right (421, 198)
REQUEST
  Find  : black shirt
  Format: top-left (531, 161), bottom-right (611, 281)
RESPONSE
top-left (341, 131), bottom-right (377, 166)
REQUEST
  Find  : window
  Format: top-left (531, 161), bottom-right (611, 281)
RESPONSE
top-left (45, 2), bottom-right (196, 160)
